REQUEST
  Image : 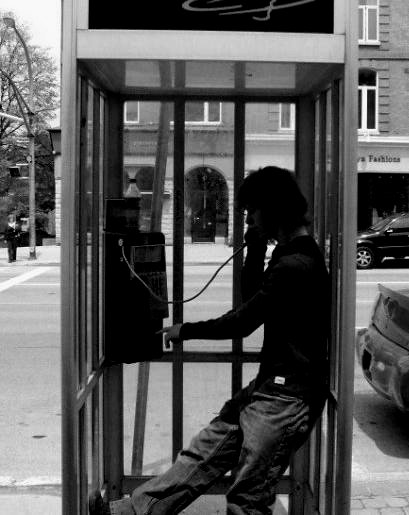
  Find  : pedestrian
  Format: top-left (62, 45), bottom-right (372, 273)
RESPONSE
top-left (4, 214), bottom-right (21, 263)
top-left (90, 166), bottom-right (330, 515)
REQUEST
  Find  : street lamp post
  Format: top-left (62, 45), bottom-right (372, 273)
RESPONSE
top-left (3, 17), bottom-right (36, 259)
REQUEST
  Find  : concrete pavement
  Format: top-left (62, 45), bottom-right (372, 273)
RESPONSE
top-left (1, 244), bottom-right (409, 513)
top-left (0, 244), bottom-right (61, 266)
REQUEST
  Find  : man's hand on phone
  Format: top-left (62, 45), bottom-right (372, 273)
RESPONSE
top-left (244, 227), bottom-right (268, 248)
top-left (157, 323), bottom-right (183, 349)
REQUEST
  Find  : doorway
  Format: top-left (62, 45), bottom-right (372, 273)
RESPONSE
top-left (186, 166), bottom-right (228, 242)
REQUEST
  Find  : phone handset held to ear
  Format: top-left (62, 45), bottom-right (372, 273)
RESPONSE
top-left (119, 240), bottom-right (247, 305)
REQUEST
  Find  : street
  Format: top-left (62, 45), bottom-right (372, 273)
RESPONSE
top-left (0, 266), bottom-right (60, 484)
top-left (353, 261), bottom-right (409, 489)
top-left (0, 263), bottom-right (409, 495)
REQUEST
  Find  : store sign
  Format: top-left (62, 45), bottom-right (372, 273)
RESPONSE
top-left (358, 154), bottom-right (401, 164)
top-left (357, 150), bottom-right (409, 173)
top-left (89, 0), bottom-right (334, 33)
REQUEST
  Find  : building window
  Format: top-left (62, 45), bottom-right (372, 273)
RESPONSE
top-left (358, 69), bottom-right (378, 132)
top-left (279, 103), bottom-right (295, 130)
top-left (185, 102), bottom-right (222, 124)
top-left (124, 101), bottom-right (139, 123)
top-left (359, 0), bottom-right (379, 45)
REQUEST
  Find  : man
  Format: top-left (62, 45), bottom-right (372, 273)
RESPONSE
top-left (90, 166), bottom-right (330, 515)
top-left (4, 214), bottom-right (21, 263)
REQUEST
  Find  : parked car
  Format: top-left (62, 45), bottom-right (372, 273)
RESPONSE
top-left (356, 212), bottom-right (409, 269)
top-left (355, 284), bottom-right (409, 411)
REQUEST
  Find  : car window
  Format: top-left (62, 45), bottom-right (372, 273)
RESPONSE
top-left (390, 216), bottom-right (409, 230)
top-left (369, 215), bottom-right (396, 231)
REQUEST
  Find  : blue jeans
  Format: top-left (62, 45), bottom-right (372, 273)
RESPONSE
top-left (131, 381), bottom-right (324, 515)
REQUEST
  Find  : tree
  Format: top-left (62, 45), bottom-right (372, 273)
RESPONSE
top-left (0, 11), bottom-right (59, 236)
top-left (0, 10), bottom-right (59, 139)
top-left (0, 131), bottom-right (56, 234)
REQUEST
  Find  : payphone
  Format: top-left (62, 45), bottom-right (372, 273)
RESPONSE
top-left (103, 198), bottom-right (247, 363)
top-left (104, 199), bottom-right (169, 364)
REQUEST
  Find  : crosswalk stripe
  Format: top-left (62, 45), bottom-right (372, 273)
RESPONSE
top-left (0, 267), bottom-right (51, 293)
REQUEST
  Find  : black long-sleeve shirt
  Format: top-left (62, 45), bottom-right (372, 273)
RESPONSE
top-left (180, 235), bottom-right (330, 399)
top-left (4, 223), bottom-right (21, 242)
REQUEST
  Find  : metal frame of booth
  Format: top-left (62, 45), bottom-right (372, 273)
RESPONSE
top-left (61, 1), bottom-right (358, 513)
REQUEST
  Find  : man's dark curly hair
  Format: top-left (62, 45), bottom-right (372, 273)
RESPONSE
top-left (237, 166), bottom-right (310, 231)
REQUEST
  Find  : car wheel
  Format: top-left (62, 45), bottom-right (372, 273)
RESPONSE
top-left (357, 246), bottom-right (376, 269)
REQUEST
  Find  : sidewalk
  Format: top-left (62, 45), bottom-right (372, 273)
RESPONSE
top-left (351, 481), bottom-right (409, 513)
top-left (0, 242), bottom-right (239, 267)
top-left (0, 244), bottom-right (61, 266)
top-left (2, 485), bottom-right (409, 514)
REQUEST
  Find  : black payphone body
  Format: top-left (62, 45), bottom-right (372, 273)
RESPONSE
top-left (104, 199), bottom-right (168, 364)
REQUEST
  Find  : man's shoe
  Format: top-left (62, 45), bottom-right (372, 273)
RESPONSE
top-left (89, 490), bottom-right (111, 515)
top-left (89, 490), bottom-right (135, 515)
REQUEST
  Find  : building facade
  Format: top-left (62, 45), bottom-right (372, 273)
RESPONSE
top-left (121, 0), bottom-right (408, 243)
top-left (123, 100), bottom-right (295, 243)
top-left (357, 0), bottom-right (409, 230)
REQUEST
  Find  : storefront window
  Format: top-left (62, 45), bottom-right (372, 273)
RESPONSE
top-left (357, 173), bottom-right (409, 229)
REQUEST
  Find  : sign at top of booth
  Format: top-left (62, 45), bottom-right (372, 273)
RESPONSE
top-left (89, 0), bottom-right (334, 33)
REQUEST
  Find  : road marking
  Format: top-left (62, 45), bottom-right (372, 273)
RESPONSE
top-left (14, 283), bottom-right (60, 287)
top-left (0, 476), bottom-right (61, 487)
top-left (183, 300), bottom-right (232, 305)
top-left (0, 267), bottom-right (51, 293)
top-left (357, 280), bottom-right (409, 285)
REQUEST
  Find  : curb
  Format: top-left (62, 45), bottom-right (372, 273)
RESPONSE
top-left (0, 261), bottom-right (232, 267)
top-left (0, 262), bottom-right (60, 267)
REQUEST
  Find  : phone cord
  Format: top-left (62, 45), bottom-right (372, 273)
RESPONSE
top-left (120, 242), bottom-right (246, 304)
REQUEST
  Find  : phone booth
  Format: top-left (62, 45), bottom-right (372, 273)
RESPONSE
top-left (61, 1), bottom-right (358, 513)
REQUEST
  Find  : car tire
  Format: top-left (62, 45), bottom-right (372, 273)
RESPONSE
top-left (357, 246), bottom-right (376, 269)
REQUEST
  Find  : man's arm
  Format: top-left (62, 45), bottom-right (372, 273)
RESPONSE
top-left (180, 290), bottom-right (267, 341)
top-left (179, 260), bottom-right (296, 342)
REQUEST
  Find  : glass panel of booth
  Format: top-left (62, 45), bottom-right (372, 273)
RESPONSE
top-left (87, 396), bottom-right (93, 492)
top-left (86, 84), bottom-right (94, 377)
top-left (122, 101), bottom-right (173, 234)
top-left (84, 81), bottom-right (107, 376)
top-left (76, 74), bottom-right (106, 385)
top-left (77, 75), bottom-right (92, 388)
top-left (123, 362), bottom-right (173, 476)
top-left (75, 73), bottom-right (108, 507)
top-left (324, 88), bottom-right (332, 268)
top-left (117, 60), bottom-right (340, 96)
top-left (82, 390), bottom-right (103, 507)
top-left (243, 102), bottom-right (295, 353)
top-left (183, 363), bottom-right (231, 445)
top-left (308, 83), bottom-right (342, 513)
top-left (318, 405), bottom-right (329, 512)
top-left (183, 101), bottom-right (234, 352)
top-left (98, 96), bottom-right (106, 361)
top-left (122, 101), bottom-right (175, 475)
top-left (78, 405), bottom-right (86, 511)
